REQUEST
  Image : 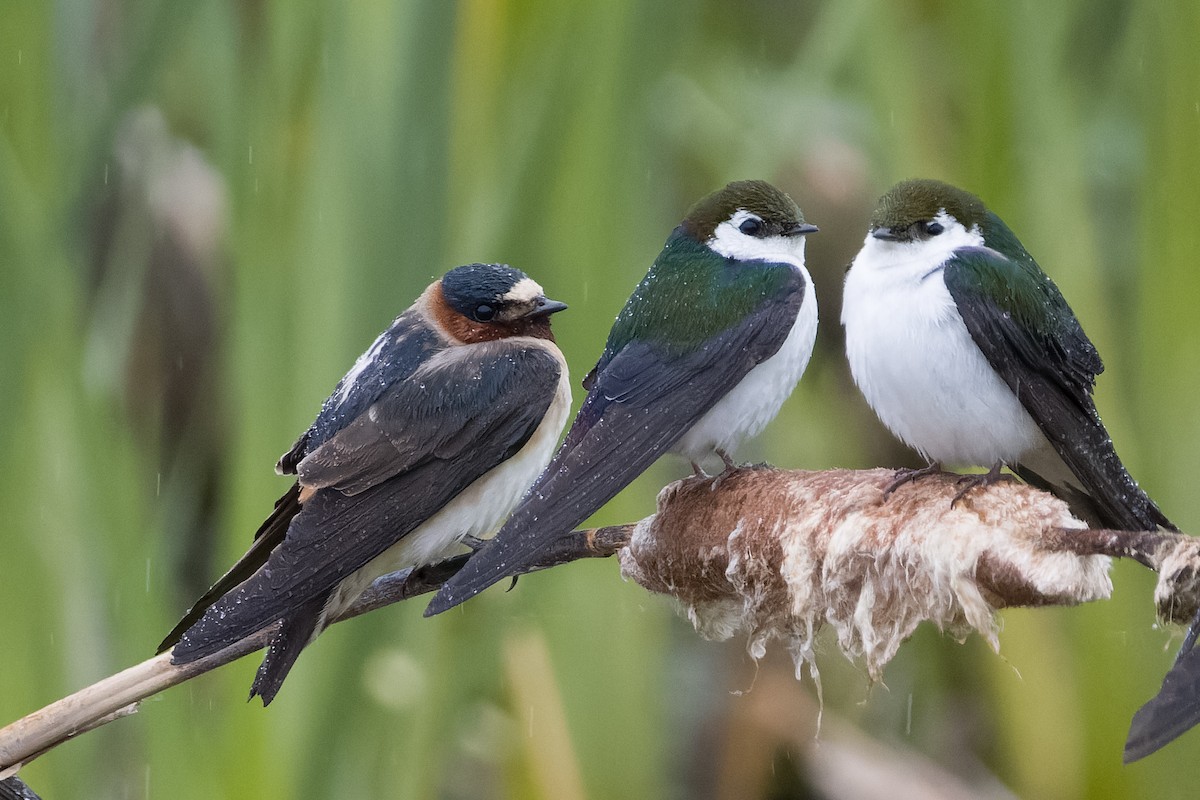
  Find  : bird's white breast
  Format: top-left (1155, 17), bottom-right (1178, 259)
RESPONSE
top-left (673, 261), bottom-right (818, 465)
top-left (325, 340), bottom-right (572, 617)
top-left (841, 226), bottom-right (1043, 466)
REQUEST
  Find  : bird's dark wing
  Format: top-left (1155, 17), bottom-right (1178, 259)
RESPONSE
top-left (1125, 633), bottom-right (1200, 762)
top-left (277, 308), bottom-right (442, 475)
top-left (169, 343), bottom-right (563, 666)
top-left (159, 318), bottom-right (440, 653)
top-left (158, 324), bottom-right (430, 652)
top-left (157, 482), bottom-right (303, 651)
top-left (0, 776), bottom-right (42, 800)
top-left (427, 282), bottom-right (805, 614)
top-left (292, 347), bottom-right (537, 495)
top-left (943, 246), bottom-right (1172, 531)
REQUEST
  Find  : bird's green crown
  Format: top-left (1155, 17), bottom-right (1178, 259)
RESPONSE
top-left (871, 179), bottom-right (988, 234)
top-left (682, 180), bottom-right (807, 242)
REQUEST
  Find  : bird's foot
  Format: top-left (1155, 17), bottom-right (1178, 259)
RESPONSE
top-left (690, 451), bottom-right (768, 490)
top-left (717, 448), bottom-right (769, 472)
top-left (882, 461), bottom-right (944, 498)
top-left (460, 535), bottom-right (519, 590)
top-left (461, 534), bottom-right (488, 553)
top-left (707, 450), bottom-right (743, 491)
top-left (950, 463), bottom-right (1013, 507)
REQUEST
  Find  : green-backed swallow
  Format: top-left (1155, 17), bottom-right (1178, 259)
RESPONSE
top-left (841, 179), bottom-right (1190, 760)
top-left (842, 178), bottom-right (1172, 529)
top-left (426, 180), bottom-right (819, 614)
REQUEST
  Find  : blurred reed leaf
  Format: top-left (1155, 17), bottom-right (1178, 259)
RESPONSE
top-left (1, 2), bottom-right (1198, 798)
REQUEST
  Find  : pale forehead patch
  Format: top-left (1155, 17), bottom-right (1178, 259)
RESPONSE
top-left (503, 277), bottom-right (544, 304)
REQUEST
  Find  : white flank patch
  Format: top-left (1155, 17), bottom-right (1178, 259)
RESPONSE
top-left (673, 217), bottom-right (817, 464)
top-left (841, 212), bottom-right (1043, 465)
top-left (674, 288), bottom-right (818, 463)
top-left (334, 330), bottom-right (390, 405)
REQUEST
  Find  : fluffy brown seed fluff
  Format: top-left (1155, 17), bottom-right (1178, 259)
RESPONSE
top-left (618, 467), bottom-right (1115, 692)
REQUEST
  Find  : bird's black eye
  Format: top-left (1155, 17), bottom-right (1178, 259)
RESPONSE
top-left (923, 221), bottom-right (945, 236)
top-left (738, 216), bottom-right (763, 236)
top-left (474, 304), bottom-right (496, 322)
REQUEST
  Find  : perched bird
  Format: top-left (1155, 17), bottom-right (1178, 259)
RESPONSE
top-left (427, 180), bottom-right (819, 614)
top-left (841, 178), bottom-right (1173, 532)
top-left (160, 263), bottom-right (571, 704)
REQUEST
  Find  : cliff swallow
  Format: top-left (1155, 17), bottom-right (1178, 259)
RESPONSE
top-left (160, 263), bottom-right (571, 703)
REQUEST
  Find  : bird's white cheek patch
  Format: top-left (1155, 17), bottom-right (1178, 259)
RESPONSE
top-left (708, 218), bottom-right (807, 267)
top-left (849, 213), bottom-right (982, 281)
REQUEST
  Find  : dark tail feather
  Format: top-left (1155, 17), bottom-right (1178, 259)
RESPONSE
top-left (249, 595), bottom-right (327, 706)
top-left (1016, 437), bottom-right (1194, 760)
top-left (1087, 475), bottom-right (1176, 533)
top-left (0, 776), bottom-right (42, 800)
top-left (424, 529), bottom-right (555, 615)
top-left (1020, 455), bottom-right (1200, 757)
top-left (158, 482), bottom-right (303, 653)
top-left (1013, 465), bottom-right (1108, 527)
top-left (1125, 608), bottom-right (1200, 761)
top-left (1014, 440), bottom-right (1175, 533)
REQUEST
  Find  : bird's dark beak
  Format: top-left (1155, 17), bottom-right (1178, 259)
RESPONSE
top-left (529, 296), bottom-right (568, 317)
top-left (786, 222), bottom-right (819, 236)
top-left (871, 226), bottom-right (901, 241)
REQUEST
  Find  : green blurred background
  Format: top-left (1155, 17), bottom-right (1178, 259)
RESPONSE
top-left (2, 1), bottom-right (1199, 797)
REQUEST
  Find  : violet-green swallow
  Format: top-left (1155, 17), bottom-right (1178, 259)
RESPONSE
top-left (160, 263), bottom-right (571, 704)
top-left (841, 178), bottom-right (1172, 533)
top-left (427, 180), bottom-right (819, 614)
